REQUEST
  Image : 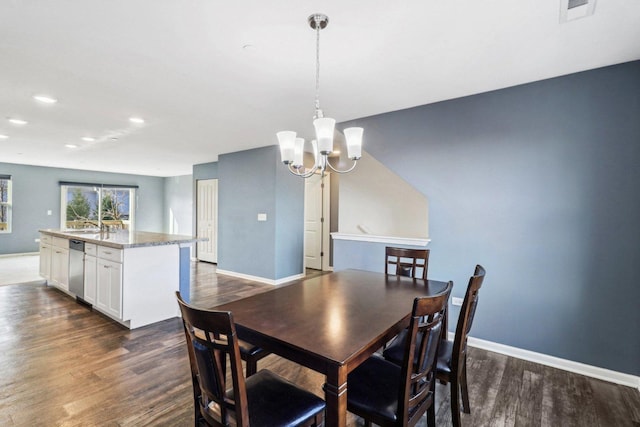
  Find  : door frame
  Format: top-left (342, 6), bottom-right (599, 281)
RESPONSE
top-left (304, 172), bottom-right (331, 271)
top-left (196, 178), bottom-right (218, 263)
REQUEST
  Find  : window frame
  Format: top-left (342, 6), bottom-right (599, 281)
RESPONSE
top-left (60, 183), bottom-right (137, 230)
top-left (0, 175), bottom-right (12, 234)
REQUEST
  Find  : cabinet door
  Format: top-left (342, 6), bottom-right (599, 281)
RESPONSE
top-left (51, 248), bottom-right (69, 291)
top-left (108, 261), bottom-right (122, 318)
top-left (84, 255), bottom-right (97, 305)
top-left (97, 259), bottom-right (122, 319)
top-left (39, 244), bottom-right (52, 280)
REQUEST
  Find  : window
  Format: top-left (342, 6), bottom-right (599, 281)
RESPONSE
top-left (60, 182), bottom-right (136, 230)
top-left (0, 175), bottom-right (11, 233)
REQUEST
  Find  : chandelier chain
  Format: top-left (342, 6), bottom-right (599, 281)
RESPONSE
top-left (314, 16), bottom-right (321, 117)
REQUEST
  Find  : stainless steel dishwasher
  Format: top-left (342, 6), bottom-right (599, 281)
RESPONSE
top-left (68, 239), bottom-right (85, 300)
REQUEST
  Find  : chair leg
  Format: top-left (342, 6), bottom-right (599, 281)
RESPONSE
top-left (426, 401), bottom-right (436, 427)
top-left (245, 358), bottom-right (257, 377)
top-left (450, 376), bottom-right (462, 427)
top-left (460, 358), bottom-right (471, 414)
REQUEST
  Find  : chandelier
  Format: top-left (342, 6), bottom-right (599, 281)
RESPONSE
top-left (277, 14), bottom-right (363, 178)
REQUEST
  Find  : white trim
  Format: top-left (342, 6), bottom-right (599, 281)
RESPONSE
top-left (331, 233), bottom-right (430, 247)
top-left (215, 269), bottom-right (305, 286)
top-left (0, 252), bottom-right (39, 258)
top-left (450, 332), bottom-right (640, 390)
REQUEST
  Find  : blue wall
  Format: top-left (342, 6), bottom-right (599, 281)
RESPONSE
top-left (215, 146), bottom-right (304, 280)
top-left (337, 61), bottom-right (640, 376)
top-left (0, 162), bottom-right (165, 255)
top-left (164, 174), bottom-right (193, 235)
top-left (274, 151), bottom-right (305, 278)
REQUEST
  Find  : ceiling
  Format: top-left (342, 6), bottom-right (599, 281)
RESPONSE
top-left (1, 1), bottom-right (639, 177)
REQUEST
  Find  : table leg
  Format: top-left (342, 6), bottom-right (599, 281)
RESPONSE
top-left (324, 365), bottom-right (348, 427)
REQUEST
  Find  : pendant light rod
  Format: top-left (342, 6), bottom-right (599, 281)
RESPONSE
top-left (310, 14), bottom-right (328, 118)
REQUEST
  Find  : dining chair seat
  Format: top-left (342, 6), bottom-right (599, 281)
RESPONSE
top-left (218, 368), bottom-right (326, 427)
top-left (346, 355), bottom-right (404, 423)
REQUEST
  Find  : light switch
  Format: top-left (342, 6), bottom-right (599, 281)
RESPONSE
top-left (47, 210), bottom-right (52, 216)
top-left (452, 297), bottom-right (463, 306)
top-left (257, 213), bottom-right (267, 222)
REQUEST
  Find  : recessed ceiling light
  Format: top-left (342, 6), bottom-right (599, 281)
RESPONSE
top-left (33, 95), bottom-right (58, 104)
top-left (129, 117), bottom-right (145, 124)
top-left (8, 118), bottom-right (28, 125)
top-left (82, 137), bottom-right (95, 142)
top-left (65, 144), bottom-right (78, 148)
top-left (0, 134), bottom-right (8, 139)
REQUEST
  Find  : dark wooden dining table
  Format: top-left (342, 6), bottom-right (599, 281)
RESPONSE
top-left (214, 269), bottom-right (450, 427)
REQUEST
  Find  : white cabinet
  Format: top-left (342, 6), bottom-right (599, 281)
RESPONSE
top-left (50, 237), bottom-right (70, 291)
top-left (39, 233), bottom-right (53, 280)
top-left (39, 243), bottom-right (52, 280)
top-left (84, 253), bottom-right (97, 305)
top-left (96, 257), bottom-right (123, 320)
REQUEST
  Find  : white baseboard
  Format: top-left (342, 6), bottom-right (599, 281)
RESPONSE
top-left (451, 332), bottom-right (640, 390)
top-left (216, 269), bottom-right (305, 286)
top-left (0, 252), bottom-right (39, 258)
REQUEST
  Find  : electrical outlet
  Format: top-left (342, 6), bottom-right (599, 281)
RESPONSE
top-left (452, 297), bottom-right (463, 306)
top-left (47, 210), bottom-right (52, 215)
top-left (35, 238), bottom-right (40, 243)
top-left (257, 213), bottom-right (267, 222)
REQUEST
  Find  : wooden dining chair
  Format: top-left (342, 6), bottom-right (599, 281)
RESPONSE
top-left (383, 246), bottom-right (432, 349)
top-left (345, 282), bottom-right (452, 427)
top-left (176, 292), bottom-right (325, 427)
top-left (383, 265), bottom-right (486, 427)
top-left (385, 247), bottom-right (430, 280)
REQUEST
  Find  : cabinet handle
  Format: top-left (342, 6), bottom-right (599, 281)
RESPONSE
top-left (103, 251), bottom-right (112, 255)
top-left (103, 265), bottom-right (110, 269)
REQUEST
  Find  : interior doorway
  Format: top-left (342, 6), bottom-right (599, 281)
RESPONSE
top-left (196, 179), bottom-right (218, 263)
top-left (304, 173), bottom-right (331, 271)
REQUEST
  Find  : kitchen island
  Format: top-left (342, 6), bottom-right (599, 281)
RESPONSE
top-left (39, 229), bottom-right (203, 329)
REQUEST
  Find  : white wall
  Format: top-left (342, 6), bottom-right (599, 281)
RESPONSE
top-left (338, 151), bottom-right (428, 238)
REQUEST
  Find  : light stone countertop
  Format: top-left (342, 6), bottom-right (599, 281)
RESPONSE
top-left (40, 229), bottom-right (205, 249)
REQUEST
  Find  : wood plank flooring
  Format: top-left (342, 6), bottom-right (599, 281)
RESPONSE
top-left (1, 261), bottom-right (638, 426)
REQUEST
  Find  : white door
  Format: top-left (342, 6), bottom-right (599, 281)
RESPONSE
top-left (304, 173), bottom-right (330, 270)
top-left (197, 179), bottom-right (218, 263)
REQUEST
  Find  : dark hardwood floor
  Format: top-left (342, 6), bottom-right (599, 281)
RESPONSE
top-left (1, 261), bottom-right (638, 426)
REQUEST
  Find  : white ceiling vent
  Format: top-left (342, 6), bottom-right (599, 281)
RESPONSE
top-left (560, 0), bottom-right (597, 22)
